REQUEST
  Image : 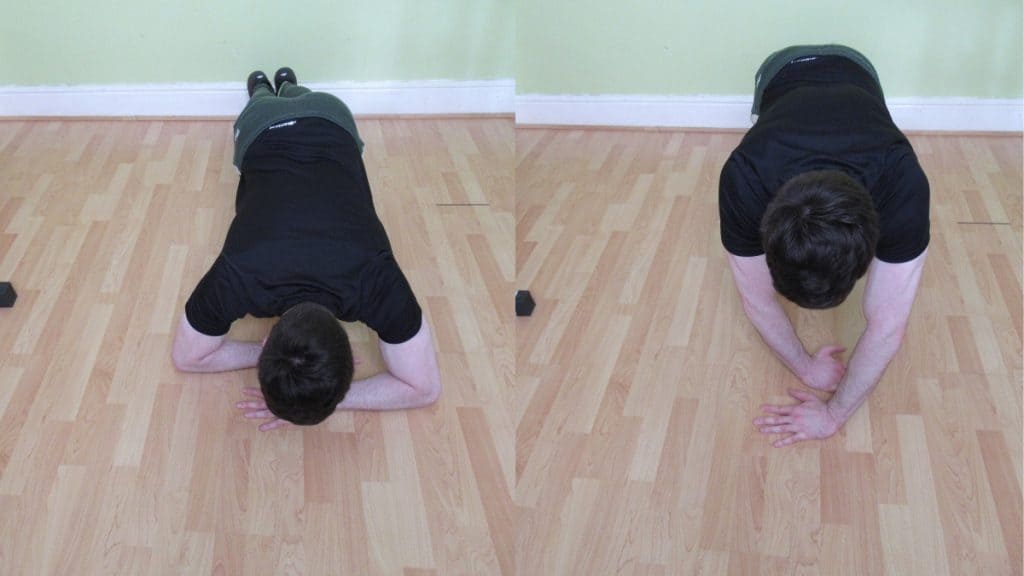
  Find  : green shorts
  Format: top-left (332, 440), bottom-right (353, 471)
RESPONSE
top-left (751, 44), bottom-right (881, 117)
top-left (232, 85), bottom-right (364, 169)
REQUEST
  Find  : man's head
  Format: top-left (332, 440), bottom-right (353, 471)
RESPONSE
top-left (760, 170), bottom-right (879, 309)
top-left (258, 302), bottom-right (354, 425)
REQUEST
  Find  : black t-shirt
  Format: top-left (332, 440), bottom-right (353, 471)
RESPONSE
top-left (719, 56), bottom-right (930, 263)
top-left (186, 118), bottom-right (422, 344)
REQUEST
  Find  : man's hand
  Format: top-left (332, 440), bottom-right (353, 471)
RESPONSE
top-left (798, 345), bottom-right (846, 391)
top-left (754, 388), bottom-right (842, 447)
top-left (236, 387), bottom-right (292, 432)
top-left (731, 250), bottom-right (927, 448)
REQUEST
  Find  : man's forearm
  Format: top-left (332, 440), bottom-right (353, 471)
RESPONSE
top-left (828, 251), bottom-right (926, 423)
top-left (741, 299), bottom-right (810, 379)
top-left (336, 371), bottom-right (439, 411)
top-left (827, 322), bottom-right (905, 422)
top-left (174, 339), bottom-right (262, 373)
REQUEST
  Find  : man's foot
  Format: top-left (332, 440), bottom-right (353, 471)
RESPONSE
top-left (247, 70), bottom-right (272, 97)
top-left (274, 67), bottom-right (297, 94)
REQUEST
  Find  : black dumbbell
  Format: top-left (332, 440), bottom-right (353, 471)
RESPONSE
top-left (0, 282), bottom-right (16, 308)
top-left (515, 290), bottom-right (535, 317)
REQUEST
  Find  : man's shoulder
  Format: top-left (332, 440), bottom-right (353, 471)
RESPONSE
top-left (185, 254), bottom-right (248, 337)
top-left (356, 252), bottom-right (422, 345)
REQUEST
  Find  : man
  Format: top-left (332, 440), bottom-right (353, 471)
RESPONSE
top-left (719, 45), bottom-right (929, 447)
top-left (172, 68), bottom-right (441, 431)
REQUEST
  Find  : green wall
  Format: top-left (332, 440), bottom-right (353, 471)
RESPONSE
top-left (2, 1), bottom-right (514, 84)
top-left (518, 0), bottom-right (1023, 98)
top-left (4, 1), bottom-right (1021, 99)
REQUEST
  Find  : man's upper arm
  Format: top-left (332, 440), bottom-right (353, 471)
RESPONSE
top-left (727, 253), bottom-right (777, 312)
top-left (377, 314), bottom-right (441, 403)
top-left (184, 255), bottom-right (241, 338)
top-left (171, 313), bottom-right (226, 371)
top-left (875, 150), bottom-right (930, 263)
top-left (360, 257), bottom-right (423, 345)
top-left (719, 156), bottom-right (767, 258)
top-left (861, 249), bottom-right (928, 331)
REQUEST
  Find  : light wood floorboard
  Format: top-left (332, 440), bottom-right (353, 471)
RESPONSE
top-left (0, 118), bottom-right (514, 576)
top-left (515, 128), bottom-right (1022, 576)
top-left (0, 119), bottom-right (1020, 575)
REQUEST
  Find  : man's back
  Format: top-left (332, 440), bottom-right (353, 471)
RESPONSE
top-left (186, 117), bottom-right (422, 344)
top-left (720, 55), bottom-right (930, 264)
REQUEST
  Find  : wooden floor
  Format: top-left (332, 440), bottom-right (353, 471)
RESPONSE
top-left (0, 120), bottom-right (1020, 575)
top-left (0, 118), bottom-right (514, 575)
top-left (516, 129), bottom-right (1022, 575)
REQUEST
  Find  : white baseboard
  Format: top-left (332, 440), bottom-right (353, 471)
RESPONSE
top-left (0, 79), bottom-right (515, 117)
top-left (516, 94), bottom-right (1024, 132)
top-left (884, 98), bottom-right (1023, 132)
top-left (2, 83), bottom-right (1019, 132)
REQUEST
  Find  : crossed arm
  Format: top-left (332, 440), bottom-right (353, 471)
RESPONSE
top-left (171, 315), bottom-right (263, 373)
top-left (171, 312), bottom-right (442, 430)
top-left (727, 249), bottom-right (927, 446)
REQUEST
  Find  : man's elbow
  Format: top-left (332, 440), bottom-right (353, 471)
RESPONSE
top-left (171, 352), bottom-right (193, 372)
top-left (171, 349), bottom-right (203, 373)
top-left (738, 293), bottom-right (771, 323)
top-left (866, 317), bottom-right (909, 349)
top-left (739, 296), bottom-right (759, 319)
top-left (414, 377), bottom-right (442, 407)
